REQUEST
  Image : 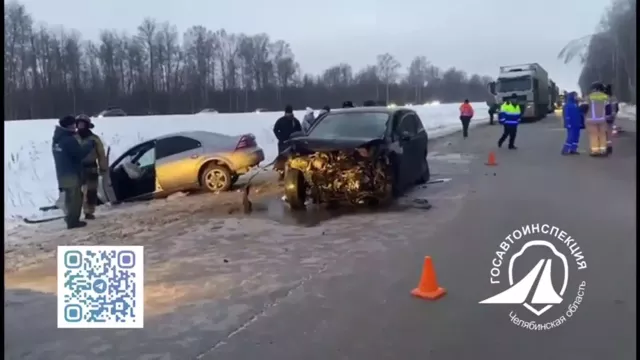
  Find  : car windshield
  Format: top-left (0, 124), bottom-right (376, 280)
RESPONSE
top-left (309, 112), bottom-right (389, 139)
top-left (497, 76), bottom-right (532, 93)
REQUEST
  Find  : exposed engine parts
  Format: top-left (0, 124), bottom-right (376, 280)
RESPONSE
top-left (286, 148), bottom-right (393, 206)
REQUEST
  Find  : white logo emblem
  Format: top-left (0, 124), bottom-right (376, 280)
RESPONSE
top-left (479, 224), bottom-right (587, 331)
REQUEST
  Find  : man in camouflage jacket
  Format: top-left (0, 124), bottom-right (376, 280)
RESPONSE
top-left (75, 114), bottom-right (109, 219)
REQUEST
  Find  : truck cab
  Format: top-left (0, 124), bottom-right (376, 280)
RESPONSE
top-left (488, 63), bottom-right (552, 122)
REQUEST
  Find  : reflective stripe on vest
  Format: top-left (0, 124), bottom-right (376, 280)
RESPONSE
top-left (587, 92), bottom-right (608, 122)
top-left (502, 104), bottom-right (521, 125)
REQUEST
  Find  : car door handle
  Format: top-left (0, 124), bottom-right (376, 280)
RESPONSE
top-left (190, 154), bottom-right (199, 159)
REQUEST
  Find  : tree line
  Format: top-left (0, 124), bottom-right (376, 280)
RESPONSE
top-left (4, 1), bottom-right (494, 120)
top-left (559, 0), bottom-right (636, 102)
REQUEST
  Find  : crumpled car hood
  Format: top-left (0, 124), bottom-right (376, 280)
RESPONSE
top-left (286, 136), bottom-right (384, 152)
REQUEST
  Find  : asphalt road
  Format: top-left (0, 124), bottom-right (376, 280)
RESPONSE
top-left (209, 116), bottom-right (637, 360)
top-left (5, 115), bottom-right (636, 360)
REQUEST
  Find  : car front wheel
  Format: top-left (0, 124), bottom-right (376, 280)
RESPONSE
top-left (201, 164), bottom-right (232, 192)
top-left (417, 153), bottom-right (430, 184)
top-left (389, 155), bottom-right (403, 197)
top-left (284, 168), bottom-right (307, 210)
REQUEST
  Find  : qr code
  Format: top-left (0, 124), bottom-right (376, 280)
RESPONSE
top-left (57, 246), bottom-right (144, 329)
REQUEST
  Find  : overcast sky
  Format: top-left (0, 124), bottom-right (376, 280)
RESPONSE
top-left (18, 0), bottom-right (610, 91)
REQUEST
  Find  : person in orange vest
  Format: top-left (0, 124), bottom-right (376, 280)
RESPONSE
top-left (459, 99), bottom-right (474, 138)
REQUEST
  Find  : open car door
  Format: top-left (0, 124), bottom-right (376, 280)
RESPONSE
top-left (98, 146), bottom-right (118, 205)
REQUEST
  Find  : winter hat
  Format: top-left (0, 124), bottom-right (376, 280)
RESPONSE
top-left (322, 105), bottom-right (331, 112)
top-left (342, 100), bottom-right (354, 108)
top-left (305, 107), bottom-right (314, 115)
top-left (284, 105), bottom-right (293, 114)
top-left (75, 114), bottom-right (95, 128)
top-left (59, 115), bottom-right (76, 128)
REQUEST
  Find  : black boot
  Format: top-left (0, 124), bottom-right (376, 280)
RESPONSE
top-left (85, 213), bottom-right (96, 220)
top-left (67, 221), bottom-right (88, 229)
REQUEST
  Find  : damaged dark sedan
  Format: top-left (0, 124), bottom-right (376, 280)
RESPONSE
top-left (283, 106), bottom-right (430, 209)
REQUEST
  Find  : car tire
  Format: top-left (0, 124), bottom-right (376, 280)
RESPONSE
top-left (200, 164), bottom-right (232, 192)
top-left (284, 168), bottom-right (307, 210)
top-left (389, 155), bottom-right (403, 197)
top-left (417, 153), bottom-right (430, 184)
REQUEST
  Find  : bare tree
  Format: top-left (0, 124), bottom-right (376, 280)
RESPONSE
top-left (376, 53), bottom-right (401, 103)
top-left (407, 56), bottom-right (430, 103)
top-left (4, 0), bottom-right (495, 120)
top-left (558, 0), bottom-right (635, 101)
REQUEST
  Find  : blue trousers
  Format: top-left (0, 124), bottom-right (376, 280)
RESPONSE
top-left (562, 127), bottom-right (581, 153)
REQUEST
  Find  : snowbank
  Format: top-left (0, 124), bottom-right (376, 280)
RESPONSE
top-left (619, 103), bottom-right (636, 120)
top-left (4, 103), bottom-right (487, 220)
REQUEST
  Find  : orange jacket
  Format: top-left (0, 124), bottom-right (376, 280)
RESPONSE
top-left (459, 103), bottom-right (474, 117)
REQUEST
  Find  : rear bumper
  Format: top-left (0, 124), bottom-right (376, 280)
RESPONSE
top-left (231, 148), bottom-right (265, 174)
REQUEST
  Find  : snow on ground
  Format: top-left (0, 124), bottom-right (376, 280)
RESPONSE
top-left (4, 103), bottom-right (487, 222)
top-left (619, 103), bottom-right (636, 120)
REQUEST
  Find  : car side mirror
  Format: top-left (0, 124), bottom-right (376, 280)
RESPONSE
top-left (290, 131), bottom-right (304, 138)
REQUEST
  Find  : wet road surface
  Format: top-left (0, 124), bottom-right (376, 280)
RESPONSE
top-left (209, 117), bottom-right (636, 360)
top-left (5, 116), bottom-right (636, 360)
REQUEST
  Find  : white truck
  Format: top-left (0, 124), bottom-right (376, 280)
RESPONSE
top-left (488, 63), bottom-right (557, 121)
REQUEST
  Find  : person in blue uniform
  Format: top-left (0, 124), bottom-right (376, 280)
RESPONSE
top-left (497, 94), bottom-right (521, 149)
top-left (561, 92), bottom-right (584, 155)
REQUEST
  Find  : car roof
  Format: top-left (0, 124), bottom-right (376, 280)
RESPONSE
top-left (153, 131), bottom-right (235, 143)
top-left (328, 106), bottom-right (414, 115)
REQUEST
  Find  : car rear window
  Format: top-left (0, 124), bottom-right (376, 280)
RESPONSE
top-left (309, 112), bottom-right (389, 139)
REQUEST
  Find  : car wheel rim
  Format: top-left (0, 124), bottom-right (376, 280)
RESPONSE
top-left (206, 170), bottom-right (227, 190)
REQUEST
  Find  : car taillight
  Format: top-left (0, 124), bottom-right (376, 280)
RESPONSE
top-left (236, 134), bottom-right (257, 150)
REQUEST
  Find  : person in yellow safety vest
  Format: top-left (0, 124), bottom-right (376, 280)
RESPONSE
top-left (584, 82), bottom-right (611, 156)
top-left (497, 94), bottom-right (521, 149)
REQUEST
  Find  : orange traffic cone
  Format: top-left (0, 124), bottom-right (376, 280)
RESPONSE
top-left (411, 256), bottom-right (447, 300)
top-left (486, 151), bottom-right (497, 166)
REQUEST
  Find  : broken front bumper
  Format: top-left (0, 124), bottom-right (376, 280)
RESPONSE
top-left (286, 150), bottom-right (393, 204)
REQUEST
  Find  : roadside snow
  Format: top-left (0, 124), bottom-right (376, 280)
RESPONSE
top-left (619, 103), bottom-right (636, 120)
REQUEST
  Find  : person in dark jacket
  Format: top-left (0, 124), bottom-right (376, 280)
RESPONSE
top-left (75, 114), bottom-right (108, 219)
top-left (604, 84), bottom-right (618, 154)
top-left (342, 100), bottom-right (354, 108)
top-left (52, 115), bottom-right (96, 229)
top-left (487, 102), bottom-right (500, 125)
top-left (272, 105), bottom-right (302, 178)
